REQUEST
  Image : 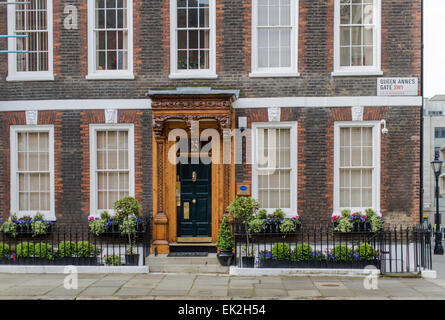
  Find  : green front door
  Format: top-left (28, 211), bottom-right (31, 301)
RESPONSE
top-left (177, 160), bottom-right (212, 238)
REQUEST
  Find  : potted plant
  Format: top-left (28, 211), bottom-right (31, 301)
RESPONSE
top-left (76, 241), bottom-right (99, 265)
top-left (259, 243), bottom-right (292, 268)
top-left (227, 196), bottom-right (260, 257)
top-left (104, 254), bottom-right (122, 266)
top-left (125, 243), bottom-right (139, 266)
top-left (33, 242), bottom-right (54, 264)
top-left (113, 197), bottom-right (143, 265)
top-left (0, 243), bottom-right (9, 264)
top-left (55, 241), bottom-right (77, 265)
top-left (292, 243), bottom-right (313, 267)
top-left (240, 243), bottom-right (256, 268)
top-left (216, 215), bottom-right (234, 266)
top-left (16, 241), bottom-right (35, 265)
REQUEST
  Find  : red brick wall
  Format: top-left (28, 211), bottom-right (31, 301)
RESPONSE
top-left (235, 106), bottom-right (421, 226)
top-left (0, 109), bottom-right (153, 225)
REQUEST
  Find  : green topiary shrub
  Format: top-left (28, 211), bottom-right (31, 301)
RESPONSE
top-left (114, 196), bottom-right (141, 220)
top-left (216, 216), bottom-right (234, 251)
top-left (16, 242), bottom-right (35, 258)
top-left (358, 243), bottom-right (376, 261)
top-left (76, 241), bottom-right (96, 257)
top-left (271, 243), bottom-right (291, 260)
top-left (227, 197), bottom-right (260, 221)
top-left (332, 244), bottom-right (351, 261)
top-left (0, 243), bottom-right (9, 257)
top-left (293, 243), bottom-right (313, 261)
top-left (58, 241), bottom-right (77, 258)
top-left (34, 243), bottom-right (53, 259)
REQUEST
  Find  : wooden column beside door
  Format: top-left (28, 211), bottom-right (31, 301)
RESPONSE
top-left (152, 134), bottom-right (169, 254)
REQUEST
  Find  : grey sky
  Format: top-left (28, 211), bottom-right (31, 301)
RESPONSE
top-left (424, 0), bottom-right (445, 98)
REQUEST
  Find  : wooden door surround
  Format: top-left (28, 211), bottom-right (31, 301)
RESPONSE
top-left (150, 93), bottom-right (236, 254)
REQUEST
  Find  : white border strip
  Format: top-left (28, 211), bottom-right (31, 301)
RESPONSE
top-left (233, 96), bottom-right (423, 108)
top-left (0, 266), bottom-right (149, 274)
top-left (0, 99), bottom-right (152, 111)
top-left (230, 266), bottom-right (381, 277)
top-left (0, 96), bottom-right (422, 112)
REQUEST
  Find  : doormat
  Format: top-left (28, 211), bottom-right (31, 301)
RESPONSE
top-left (167, 252), bottom-right (208, 257)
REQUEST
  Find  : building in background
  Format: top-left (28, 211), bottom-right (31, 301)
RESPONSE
top-left (423, 96), bottom-right (445, 225)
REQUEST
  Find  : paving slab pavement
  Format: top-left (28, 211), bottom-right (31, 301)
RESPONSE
top-left (0, 272), bottom-right (444, 300)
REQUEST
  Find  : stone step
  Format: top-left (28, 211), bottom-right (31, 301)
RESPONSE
top-left (146, 254), bottom-right (229, 274)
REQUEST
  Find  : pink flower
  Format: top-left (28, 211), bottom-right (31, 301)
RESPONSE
top-left (88, 216), bottom-right (94, 221)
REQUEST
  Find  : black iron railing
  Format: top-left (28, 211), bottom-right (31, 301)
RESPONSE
top-left (234, 221), bottom-right (433, 274)
top-left (0, 216), bottom-right (152, 266)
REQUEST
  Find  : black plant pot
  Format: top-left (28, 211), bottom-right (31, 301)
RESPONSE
top-left (241, 256), bottom-right (255, 268)
top-left (125, 254), bottom-right (140, 266)
top-left (217, 250), bottom-right (234, 266)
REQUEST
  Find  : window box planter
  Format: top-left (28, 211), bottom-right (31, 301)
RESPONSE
top-left (333, 221), bottom-right (378, 233)
top-left (246, 222), bottom-right (302, 235)
top-left (1, 223), bottom-right (54, 237)
top-left (88, 218), bottom-right (146, 237)
top-left (125, 254), bottom-right (140, 266)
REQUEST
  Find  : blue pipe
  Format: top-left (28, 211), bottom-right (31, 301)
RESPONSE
top-left (0, 50), bottom-right (28, 53)
top-left (0, 35), bottom-right (28, 38)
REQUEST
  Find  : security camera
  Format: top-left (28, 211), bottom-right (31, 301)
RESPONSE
top-left (381, 119), bottom-right (388, 134)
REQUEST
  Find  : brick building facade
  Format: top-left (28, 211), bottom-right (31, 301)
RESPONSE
top-left (0, 0), bottom-right (422, 254)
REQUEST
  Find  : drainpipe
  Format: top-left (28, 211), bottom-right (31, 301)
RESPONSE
top-left (420, 0), bottom-right (424, 225)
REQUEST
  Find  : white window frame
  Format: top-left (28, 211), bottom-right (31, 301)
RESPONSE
top-left (332, 0), bottom-right (382, 77)
top-left (6, 0), bottom-right (54, 82)
top-left (10, 125), bottom-right (55, 220)
top-left (86, 0), bottom-right (134, 80)
top-left (89, 123), bottom-right (135, 217)
top-left (250, 0), bottom-right (300, 78)
top-left (252, 121), bottom-right (298, 217)
top-left (169, 0), bottom-right (217, 79)
top-left (333, 121), bottom-right (381, 216)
